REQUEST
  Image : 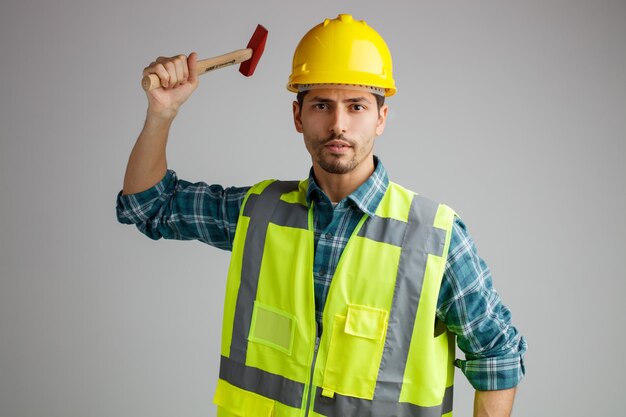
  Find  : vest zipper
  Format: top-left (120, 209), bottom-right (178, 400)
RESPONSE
top-left (303, 333), bottom-right (320, 417)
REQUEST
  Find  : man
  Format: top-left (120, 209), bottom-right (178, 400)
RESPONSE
top-left (117, 14), bottom-right (526, 417)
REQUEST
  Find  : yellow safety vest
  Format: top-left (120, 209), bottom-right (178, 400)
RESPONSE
top-left (214, 179), bottom-right (457, 417)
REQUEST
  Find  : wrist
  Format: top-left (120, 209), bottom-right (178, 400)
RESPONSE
top-left (145, 107), bottom-right (178, 124)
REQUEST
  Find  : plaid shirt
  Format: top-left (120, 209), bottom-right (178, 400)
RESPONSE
top-left (117, 158), bottom-right (526, 390)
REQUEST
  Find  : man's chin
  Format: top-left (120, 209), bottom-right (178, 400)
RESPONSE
top-left (318, 159), bottom-right (356, 175)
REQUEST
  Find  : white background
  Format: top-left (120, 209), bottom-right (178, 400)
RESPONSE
top-left (1, 1), bottom-right (625, 416)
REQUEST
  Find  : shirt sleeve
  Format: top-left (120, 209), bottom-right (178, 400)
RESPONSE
top-left (116, 170), bottom-right (250, 251)
top-left (437, 217), bottom-right (527, 391)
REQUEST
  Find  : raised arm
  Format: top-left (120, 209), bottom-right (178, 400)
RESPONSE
top-left (122, 53), bottom-right (199, 195)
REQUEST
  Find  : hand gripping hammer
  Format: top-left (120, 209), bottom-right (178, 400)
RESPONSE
top-left (142, 24), bottom-right (268, 91)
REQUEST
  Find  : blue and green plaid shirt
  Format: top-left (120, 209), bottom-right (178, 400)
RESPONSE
top-left (117, 157), bottom-right (526, 390)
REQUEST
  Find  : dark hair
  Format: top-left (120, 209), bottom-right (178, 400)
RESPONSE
top-left (296, 90), bottom-right (386, 111)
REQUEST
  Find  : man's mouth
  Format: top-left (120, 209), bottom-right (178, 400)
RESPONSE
top-left (324, 139), bottom-right (352, 153)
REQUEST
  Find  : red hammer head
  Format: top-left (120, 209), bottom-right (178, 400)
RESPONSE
top-left (239, 24), bottom-right (268, 77)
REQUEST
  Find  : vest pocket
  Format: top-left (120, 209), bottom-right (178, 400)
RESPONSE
top-left (248, 302), bottom-right (296, 356)
top-left (214, 378), bottom-right (275, 417)
top-left (322, 304), bottom-right (388, 399)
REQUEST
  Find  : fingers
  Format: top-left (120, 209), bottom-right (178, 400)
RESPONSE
top-left (143, 54), bottom-right (193, 89)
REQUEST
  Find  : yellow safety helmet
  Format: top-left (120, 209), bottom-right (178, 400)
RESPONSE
top-left (287, 14), bottom-right (396, 97)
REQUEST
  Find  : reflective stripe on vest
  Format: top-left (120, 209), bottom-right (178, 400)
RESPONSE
top-left (215, 179), bottom-right (456, 417)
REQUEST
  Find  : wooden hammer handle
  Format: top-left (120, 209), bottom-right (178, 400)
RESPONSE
top-left (141, 48), bottom-right (253, 91)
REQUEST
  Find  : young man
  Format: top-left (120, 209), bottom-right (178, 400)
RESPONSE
top-left (118, 14), bottom-right (526, 417)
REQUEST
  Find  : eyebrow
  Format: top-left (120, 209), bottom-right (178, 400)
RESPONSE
top-left (309, 96), bottom-right (372, 104)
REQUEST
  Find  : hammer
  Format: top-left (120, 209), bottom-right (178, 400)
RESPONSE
top-left (141, 24), bottom-right (268, 91)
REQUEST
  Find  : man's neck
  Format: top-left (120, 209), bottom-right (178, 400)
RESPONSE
top-left (312, 158), bottom-right (375, 203)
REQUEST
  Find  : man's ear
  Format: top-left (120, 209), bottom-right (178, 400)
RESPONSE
top-left (376, 104), bottom-right (389, 136)
top-left (293, 101), bottom-right (303, 133)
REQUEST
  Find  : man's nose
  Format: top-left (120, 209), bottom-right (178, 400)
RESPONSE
top-left (329, 108), bottom-right (348, 135)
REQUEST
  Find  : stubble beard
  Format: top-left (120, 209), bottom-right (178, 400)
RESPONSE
top-left (314, 134), bottom-right (361, 174)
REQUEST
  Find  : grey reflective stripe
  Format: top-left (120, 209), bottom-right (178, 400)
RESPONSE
top-left (358, 215), bottom-right (407, 247)
top-left (230, 180), bottom-right (300, 363)
top-left (219, 355), bottom-right (305, 409)
top-left (271, 199), bottom-right (309, 230)
top-left (242, 193), bottom-right (259, 216)
top-left (313, 385), bottom-right (453, 417)
top-left (244, 193), bottom-right (308, 230)
top-left (374, 195), bottom-right (447, 401)
top-left (441, 385), bottom-right (453, 414)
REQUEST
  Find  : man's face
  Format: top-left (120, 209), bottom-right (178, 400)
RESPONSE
top-left (293, 88), bottom-right (388, 175)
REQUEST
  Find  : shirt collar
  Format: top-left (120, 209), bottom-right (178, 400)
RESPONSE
top-left (305, 156), bottom-right (389, 217)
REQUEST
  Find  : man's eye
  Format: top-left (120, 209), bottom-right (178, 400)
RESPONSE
top-left (313, 103), bottom-right (328, 110)
top-left (352, 104), bottom-right (365, 111)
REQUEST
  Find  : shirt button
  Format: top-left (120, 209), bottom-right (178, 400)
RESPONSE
top-left (319, 269), bottom-right (326, 276)
top-left (325, 232), bottom-right (333, 239)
